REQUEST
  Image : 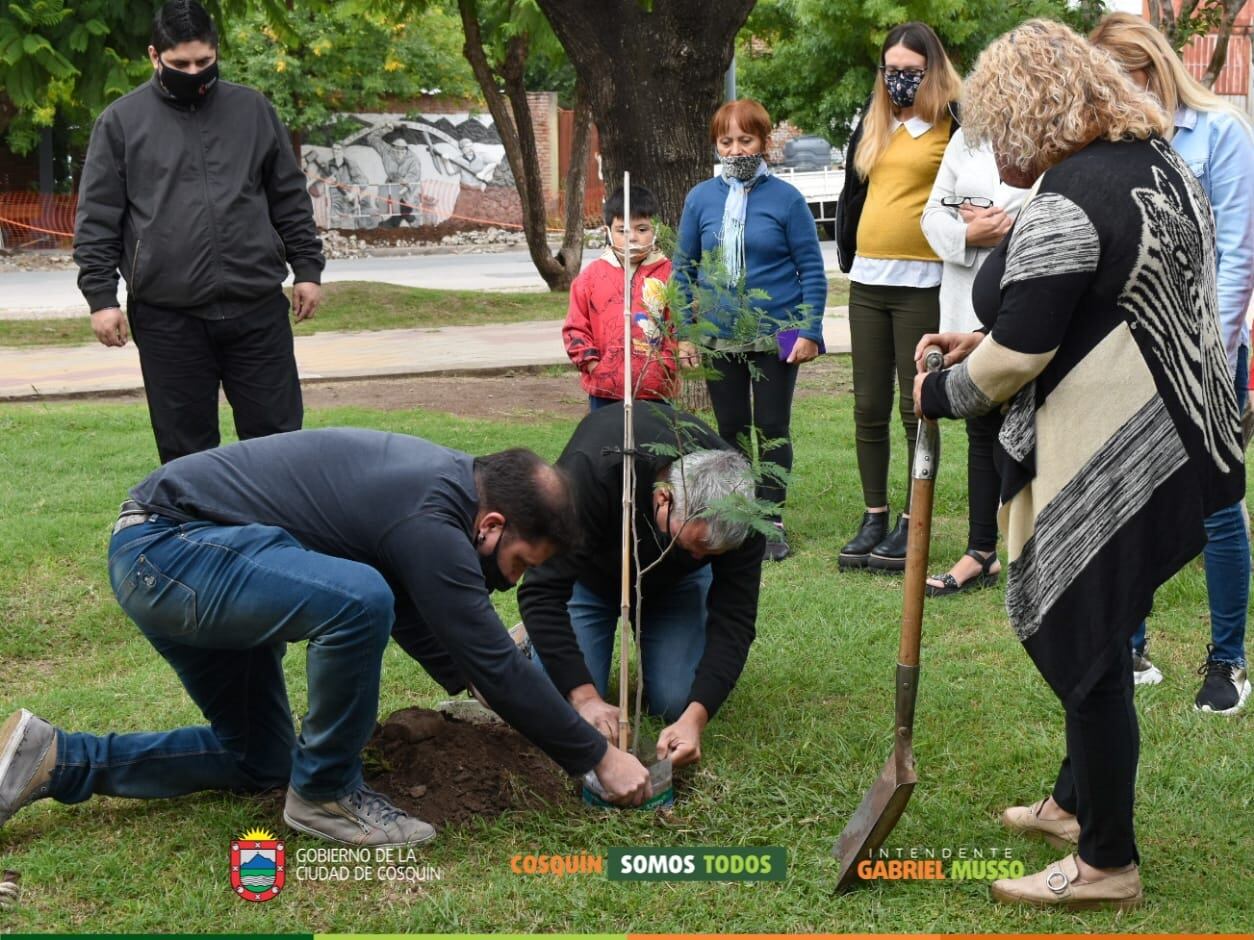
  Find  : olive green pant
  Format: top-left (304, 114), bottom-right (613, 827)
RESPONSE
top-left (848, 282), bottom-right (940, 511)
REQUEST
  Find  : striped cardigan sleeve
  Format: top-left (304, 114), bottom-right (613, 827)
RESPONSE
top-left (922, 192), bottom-right (1100, 419)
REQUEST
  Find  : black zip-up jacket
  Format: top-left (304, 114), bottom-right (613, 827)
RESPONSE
top-left (517, 403), bottom-right (765, 718)
top-left (74, 74), bottom-right (324, 318)
top-left (836, 99), bottom-right (960, 273)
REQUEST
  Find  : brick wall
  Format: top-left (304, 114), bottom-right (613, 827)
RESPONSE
top-left (453, 183), bottom-right (524, 228)
top-left (527, 91), bottom-right (560, 216)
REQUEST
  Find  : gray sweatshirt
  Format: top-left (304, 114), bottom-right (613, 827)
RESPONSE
top-left (129, 427), bottom-right (608, 776)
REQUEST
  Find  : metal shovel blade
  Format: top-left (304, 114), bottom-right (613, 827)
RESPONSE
top-left (833, 711), bottom-right (917, 891)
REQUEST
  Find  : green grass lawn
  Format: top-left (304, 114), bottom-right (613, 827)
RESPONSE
top-left (0, 375), bottom-right (1244, 933)
top-left (0, 277), bottom-right (852, 348)
top-left (0, 281), bottom-right (570, 348)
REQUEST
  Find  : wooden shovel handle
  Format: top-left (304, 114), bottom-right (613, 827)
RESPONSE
top-left (898, 346), bottom-right (944, 667)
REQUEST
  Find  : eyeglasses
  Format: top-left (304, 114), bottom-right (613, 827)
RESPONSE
top-left (942, 196), bottom-right (994, 209)
top-left (880, 67), bottom-right (926, 81)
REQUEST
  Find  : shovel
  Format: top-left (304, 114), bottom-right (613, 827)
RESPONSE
top-left (833, 346), bottom-right (944, 891)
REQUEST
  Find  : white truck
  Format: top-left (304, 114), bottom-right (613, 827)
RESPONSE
top-left (773, 165), bottom-right (845, 240)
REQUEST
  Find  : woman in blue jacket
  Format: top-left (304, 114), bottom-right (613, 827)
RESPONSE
top-left (674, 98), bottom-right (828, 561)
top-left (1093, 12), bottom-right (1254, 715)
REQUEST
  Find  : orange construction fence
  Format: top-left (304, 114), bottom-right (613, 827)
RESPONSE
top-left (0, 192), bottom-right (76, 249)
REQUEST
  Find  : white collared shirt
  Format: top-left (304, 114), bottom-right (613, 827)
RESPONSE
top-left (891, 115), bottom-right (934, 139)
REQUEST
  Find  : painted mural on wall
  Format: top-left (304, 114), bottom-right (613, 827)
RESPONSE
top-left (302, 112), bottom-right (514, 230)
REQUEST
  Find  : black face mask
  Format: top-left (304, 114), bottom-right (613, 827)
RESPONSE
top-left (478, 526), bottom-right (513, 593)
top-left (158, 59), bottom-right (219, 103)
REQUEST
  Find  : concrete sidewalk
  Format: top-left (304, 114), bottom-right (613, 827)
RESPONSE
top-left (0, 308), bottom-right (853, 400)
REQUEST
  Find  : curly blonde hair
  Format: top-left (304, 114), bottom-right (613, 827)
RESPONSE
top-left (963, 18), bottom-right (1169, 178)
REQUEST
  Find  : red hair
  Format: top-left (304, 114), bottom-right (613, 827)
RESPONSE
top-left (709, 99), bottom-right (772, 147)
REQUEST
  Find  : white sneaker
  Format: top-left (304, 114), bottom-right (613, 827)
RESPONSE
top-left (1131, 649), bottom-right (1163, 686)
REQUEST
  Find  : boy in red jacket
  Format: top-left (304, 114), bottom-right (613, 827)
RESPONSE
top-left (563, 186), bottom-right (679, 409)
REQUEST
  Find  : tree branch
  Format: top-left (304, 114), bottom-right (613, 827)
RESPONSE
top-left (1202, 0), bottom-right (1248, 87)
top-left (557, 78), bottom-right (592, 268)
top-left (458, 0), bottom-right (565, 286)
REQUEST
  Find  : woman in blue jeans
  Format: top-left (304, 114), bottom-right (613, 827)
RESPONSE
top-left (1093, 13), bottom-right (1254, 713)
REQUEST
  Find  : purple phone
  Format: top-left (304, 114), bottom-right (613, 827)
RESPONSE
top-left (777, 328), bottom-right (826, 362)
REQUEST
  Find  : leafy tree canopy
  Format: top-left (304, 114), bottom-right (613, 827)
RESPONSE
top-left (737, 0), bottom-right (1108, 146)
top-left (0, 0), bottom-right (481, 153)
top-left (227, 0), bottom-right (479, 134)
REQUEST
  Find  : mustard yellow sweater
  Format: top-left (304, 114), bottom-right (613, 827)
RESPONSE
top-left (856, 118), bottom-right (951, 261)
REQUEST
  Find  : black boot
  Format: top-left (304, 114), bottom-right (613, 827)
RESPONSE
top-left (868, 513), bottom-right (910, 571)
top-left (838, 510), bottom-right (889, 570)
top-left (765, 520), bottom-right (790, 562)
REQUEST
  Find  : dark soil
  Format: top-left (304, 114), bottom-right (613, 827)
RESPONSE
top-left (363, 707), bottom-right (573, 829)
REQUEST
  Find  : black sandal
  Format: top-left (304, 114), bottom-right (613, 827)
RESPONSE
top-left (925, 549), bottom-right (1000, 598)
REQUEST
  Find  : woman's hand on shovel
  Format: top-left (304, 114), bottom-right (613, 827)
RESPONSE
top-left (913, 331), bottom-right (984, 370)
top-left (594, 746), bottom-right (652, 806)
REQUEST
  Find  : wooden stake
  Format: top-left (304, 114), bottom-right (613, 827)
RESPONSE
top-left (618, 174), bottom-right (634, 753)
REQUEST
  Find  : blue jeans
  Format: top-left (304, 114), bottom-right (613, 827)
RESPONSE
top-left (52, 517), bottom-right (395, 806)
top-left (1132, 346), bottom-right (1249, 666)
top-left (543, 568), bottom-right (711, 722)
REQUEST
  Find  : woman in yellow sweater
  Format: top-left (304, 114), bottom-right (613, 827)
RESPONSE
top-left (834, 22), bottom-right (962, 570)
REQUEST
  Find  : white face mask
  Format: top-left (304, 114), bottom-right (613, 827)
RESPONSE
top-left (606, 227), bottom-right (655, 263)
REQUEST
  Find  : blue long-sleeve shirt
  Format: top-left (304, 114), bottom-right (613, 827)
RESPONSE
top-left (1172, 107), bottom-right (1254, 376)
top-left (673, 174), bottom-right (827, 345)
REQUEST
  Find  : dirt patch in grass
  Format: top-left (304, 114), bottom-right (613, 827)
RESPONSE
top-left (301, 357), bottom-right (852, 420)
top-left (303, 372), bottom-right (588, 420)
top-left (363, 707), bottom-right (573, 829)
top-left (7, 354), bottom-right (851, 422)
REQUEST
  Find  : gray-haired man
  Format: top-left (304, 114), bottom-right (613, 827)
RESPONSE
top-left (518, 402), bottom-right (765, 768)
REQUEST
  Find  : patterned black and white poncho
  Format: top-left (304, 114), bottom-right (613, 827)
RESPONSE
top-left (921, 135), bottom-right (1244, 707)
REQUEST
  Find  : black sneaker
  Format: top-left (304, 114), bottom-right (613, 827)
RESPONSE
top-left (838, 511), bottom-right (889, 569)
top-left (867, 513), bottom-right (910, 571)
top-left (765, 521), bottom-right (790, 562)
top-left (1194, 647), bottom-right (1250, 715)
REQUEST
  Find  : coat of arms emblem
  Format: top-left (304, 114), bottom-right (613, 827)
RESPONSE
top-left (230, 829), bottom-right (285, 902)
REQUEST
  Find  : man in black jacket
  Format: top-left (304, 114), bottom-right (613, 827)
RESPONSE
top-left (74, 1), bottom-right (324, 464)
top-left (518, 403), bottom-right (765, 768)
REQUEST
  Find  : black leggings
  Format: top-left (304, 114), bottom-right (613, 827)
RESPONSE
top-left (1050, 641), bottom-right (1140, 868)
top-left (705, 351), bottom-right (799, 511)
top-left (965, 411), bottom-right (1003, 553)
top-left (848, 282), bottom-right (940, 511)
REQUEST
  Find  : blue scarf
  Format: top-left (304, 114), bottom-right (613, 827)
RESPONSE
top-left (719, 159), bottom-right (770, 286)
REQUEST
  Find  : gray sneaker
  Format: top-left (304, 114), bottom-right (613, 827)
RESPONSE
top-left (283, 785), bottom-right (436, 847)
top-left (0, 709), bottom-right (57, 828)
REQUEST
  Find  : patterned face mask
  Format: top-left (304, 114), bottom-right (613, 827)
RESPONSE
top-left (884, 68), bottom-right (925, 108)
top-left (721, 153), bottom-right (763, 182)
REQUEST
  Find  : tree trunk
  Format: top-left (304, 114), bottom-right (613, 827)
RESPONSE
top-left (535, 0), bottom-right (757, 228)
top-left (556, 81), bottom-right (592, 273)
top-left (458, 0), bottom-right (582, 292)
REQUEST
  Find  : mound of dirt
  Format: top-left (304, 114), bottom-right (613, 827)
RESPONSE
top-left (364, 707), bottom-right (574, 828)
